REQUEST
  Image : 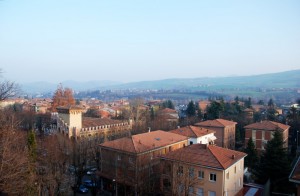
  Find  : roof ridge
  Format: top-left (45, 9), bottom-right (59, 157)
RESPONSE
top-left (131, 135), bottom-right (140, 153)
top-left (188, 126), bottom-right (196, 137)
top-left (214, 119), bottom-right (225, 127)
top-left (208, 145), bottom-right (226, 169)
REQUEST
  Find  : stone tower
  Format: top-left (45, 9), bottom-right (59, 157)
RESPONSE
top-left (57, 106), bottom-right (83, 138)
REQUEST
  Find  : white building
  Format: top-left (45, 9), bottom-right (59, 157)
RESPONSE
top-left (169, 125), bottom-right (216, 145)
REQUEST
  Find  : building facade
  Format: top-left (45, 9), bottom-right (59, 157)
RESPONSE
top-left (160, 144), bottom-right (246, 196)
top-left (53, 106), bottom-right (132, 140)
top-left (169, 125), bottom-right (216, 145)
top-left (99, 130), bottom-right (188, 195)
top-left (195, 119), bottom-right (237, 149)
top-left (244, 120), bottom-right (289, 153)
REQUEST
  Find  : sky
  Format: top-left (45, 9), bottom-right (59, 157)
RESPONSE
top-left (0, 0), bottom-right (299, 84)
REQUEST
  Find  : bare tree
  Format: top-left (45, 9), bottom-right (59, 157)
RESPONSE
top-left (0, 108), bottom-right (35, 195)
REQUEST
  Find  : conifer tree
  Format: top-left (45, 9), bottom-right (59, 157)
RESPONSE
top-left (244, 137), bottom-right (258, 170)
top-left (186, 100), bottom-right (196, 117)
top-left (27, 130), bottom-right (37, 161)
top-left (256, 130), bottom-right (291, 192)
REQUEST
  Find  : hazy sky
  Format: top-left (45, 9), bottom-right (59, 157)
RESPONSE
top-left (0, 0), bottom-right (299, 84)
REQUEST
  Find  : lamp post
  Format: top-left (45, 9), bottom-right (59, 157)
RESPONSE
top-left (112, 179), bottom-right (117, 196)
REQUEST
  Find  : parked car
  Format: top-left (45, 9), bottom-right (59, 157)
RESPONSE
top-left (86, 168), bottom-right (97, 175)
top-left (83, 180), bottom-right (97, 188)
top-left (77, 184), bottom-right (89, 193)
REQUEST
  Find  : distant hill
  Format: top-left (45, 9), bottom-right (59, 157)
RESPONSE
top-left (106, 69), bottom-right (300, 90)
top-left (20, 70), bottom-right (300, 94)
top-left (21, 80), bottom-right (122, 94)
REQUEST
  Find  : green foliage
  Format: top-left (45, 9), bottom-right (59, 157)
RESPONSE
top-left (161, 100), bottom-right (175, 109)
top-left (244, 137), bottom-right (258, 170)
top-left (27, 130), bottom-right (37, 161)
top-left (268, 98), bottom-right (274, 107)
top-left (186, 100), bottom-right (196, 117)
top-left (256, 130), bottom-right (291, 192)
top-left (257, 100), bottom-right (264, 105)
top-left (245, 97), bottom-right (252, 108)
top-left (266, 108), bottom-right (278, 121)
top-left (206, 100), bottom-right (224, 120)
top-left (150, 107), bottom-right (155, 120)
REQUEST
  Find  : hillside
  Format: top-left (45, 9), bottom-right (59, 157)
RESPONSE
top-left (21, 70), bottom-right (300, 94)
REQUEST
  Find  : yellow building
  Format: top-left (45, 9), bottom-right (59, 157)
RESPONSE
top-left (160, 144), bottom-right (246, 196)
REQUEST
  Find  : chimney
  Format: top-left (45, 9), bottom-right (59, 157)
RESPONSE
top-left (148, 127), bottom-right (151, 133)
top-left (177, 126), bottom-right (180, 129)
top-left (232, 154), bottom-right (235, 159)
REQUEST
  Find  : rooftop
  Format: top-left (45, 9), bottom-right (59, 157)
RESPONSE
top-left (244, 120), bottom-right (290, 131)
top-left (161, 144), bottom-right (246, 170)
top-left (169, 126), bottom-right (215, 138)
top-left (100, 130), bottom-right (188, 154)
top-left (82, 117), bottom-right (125, 128)
top-left (195, 119), bottom-right (237, 128)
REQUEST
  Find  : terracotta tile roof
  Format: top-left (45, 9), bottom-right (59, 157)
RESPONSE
top-left (82, 117), bottom-right (125, 128)
top-left (100, 130), bottom-right (188, 154)
top-left (57, 105), bottom-right (83, 110)
top-left (169, 126), bottom-right (215, 138)
top-left (161, 144), bottom-right (246, 170)
top-left (244, 120), bottom-right (290, 131)
top-left (195, 119), bottom-right (237, 128)
top-left (160, 108), bottom-right (177, 114)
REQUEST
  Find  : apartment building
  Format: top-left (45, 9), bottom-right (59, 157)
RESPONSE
top-left (195, 119), bottom-right (237, 149)
top-left (169, 125), bottom-right (216, 145)
top-left (244, 120), bottom-right (289, 153)
top-left (99, 130), bottom-right (188, 195)
top-left (160, 144), bottom-right (246, 196)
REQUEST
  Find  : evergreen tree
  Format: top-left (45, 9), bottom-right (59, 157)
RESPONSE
top-left (244, 137), bottom-right (258, 170)
top-left (268, 98), bottom-right (274, 107)
top-left (245, 97), bottom-right (252, 108)
top-left (257, 100), bottom-right (264, 105)
top-left (27, 130), bottom-right (37, 161)
top-left (206, 101), bottom-right (224, 120)
top-left (256, 130), bottom-right (291, 192)
top-left (186, 100), bottom-right (196, 117)
top-left (161, 100), bottom-right (175, 109)
top-left (150, 107), bottom-right (155, 120)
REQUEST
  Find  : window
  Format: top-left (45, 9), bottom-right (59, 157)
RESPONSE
top-left (189, 168), bottom-right (194, 178)
top-left (252, 130), bottom-right (256, 140)
top-left (209, 173), bottom-right (216, 182)
top-left (198, 170), bottom-right (204, 179)
top-left (208, 191), bottom-right (216, 196)
top-left (177, 166), bottom-right (183, 175)
top-left (190, 141), bottom-right (193, 145)
top-left (117, 155), bottom-right (121, 161)
top-left (197, 188), bottom-right (204, 196)
top-left (129, 157), bottom-right (133, 164)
